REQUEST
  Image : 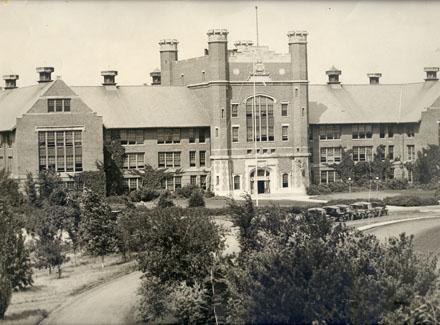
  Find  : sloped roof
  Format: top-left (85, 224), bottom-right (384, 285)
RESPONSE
top-left (0, 83), bottom-right (50, 131)
top-left (71, 86), bottom-right (209, 128)
top-left (309, 81), bottom-right (440, 124)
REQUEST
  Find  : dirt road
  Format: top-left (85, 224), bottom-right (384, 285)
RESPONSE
top-left (42, 271), bottom-right (142, 325)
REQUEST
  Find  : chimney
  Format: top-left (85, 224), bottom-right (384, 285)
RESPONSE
top-left (424, 67), bottom-right (439, 81)
top-left (367, 73), bottom-right (382, 85)
top-left (101, 70), bottom-right (118, 86)
top-left (150, 68), bottom-right (161, 85)
top-left (36, 67), bottom-right (54, 83)
top-left (3, 75), bottom-right (19, 89)
top-left (326, 66), bottom-right (341, 84)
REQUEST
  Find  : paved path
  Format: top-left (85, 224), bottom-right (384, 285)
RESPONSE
top-left (42, 271), bottom-right (142, 325)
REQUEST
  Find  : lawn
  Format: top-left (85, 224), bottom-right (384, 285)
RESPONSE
top-left (2, 254), bottom-right (135, 325)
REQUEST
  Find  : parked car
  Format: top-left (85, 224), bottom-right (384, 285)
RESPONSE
top-left (335, 204), bottom-right (356, 220)
top-left (323, 205), bottom-right (346, 222)
top-left (306, 207), bottom-right (328, 219)
top-left (371, 201), bottom-right (388, 216)
top-left (349, 202), bottom-right (376, 218)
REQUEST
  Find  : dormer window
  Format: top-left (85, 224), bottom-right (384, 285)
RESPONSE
top-left (48, 98), bottom-right (71, 113)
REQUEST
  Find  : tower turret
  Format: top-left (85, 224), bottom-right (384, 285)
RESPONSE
top-left (207, 29), bottom-right (229, 81)
top-left (288, 31), bottom-right (308, 81)
top-left (159, 39), bottom-right (178, 86)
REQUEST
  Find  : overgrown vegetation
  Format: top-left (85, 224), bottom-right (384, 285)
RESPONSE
top-left (134, 196), bottom-right (439, 324)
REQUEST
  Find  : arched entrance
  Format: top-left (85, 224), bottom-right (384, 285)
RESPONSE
top-left (250, 168), bottom-right (270, 194)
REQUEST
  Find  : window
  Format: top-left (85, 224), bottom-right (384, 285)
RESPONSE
top-left (38, 130), bottom-right (82, 172)
top-left (352, 124), bottom-right (372, 139)
top-left (231, 104), bottom-right (238, 117)
top-left (352, 146), bottom-right (373, 162)
top-left (281, 103), bottom-right (288, 116)
top-left (282, 173), bottom-right (289, 188)
top-left (407, 145), bottom-right (415, 161)
top-left (200, 175), bottom-right (207, 190)
top-left (233, 175), bottom-right (240, 190)
top-left (190, 175), bottom-right (197, 186)
top-left (123, 178), bottom-right (140, 191)
top-left (199, 129), bottom-right (206, 143)
top-left (380, 125), bottom-right (386, 138)
top-left (320, 147), bottom-right (342, 163)
top-left (157, 128), bottom-right (180, 144)
top-left (215, 128), bottom-right (219, 137)
top-left (388, 125), bottom-right (394, 138)
top-left (189, 128), bottom-right (196, 143)
top-left (158, 152), bottom-right (181, 168)
top-left (199, 151), bottom-right (206, 167)
top-left (216, 176), bottom-right (219, 185)
top-left (282, 125), bottom-right (289, 141)
top-left (246, 96), bottom-right (274, 142)
top-left (319, 125), bottom-right (341, 140)
top-left (388, 145), bottom-right (394, 160)
top-left (406, 125), bottom-right (415, 138)
top-left (174, 176), bottom-right (182, 189)
top-left (123, 153), bottom-right (145, 170)
top-left (232, 127), bottom-right (239, 142)
top-left (320, 170), bottom-right (339, 184)
top-left (189, 151), bottom-right (196, 167)
top-left (47, 99), bottom-right (71, 113)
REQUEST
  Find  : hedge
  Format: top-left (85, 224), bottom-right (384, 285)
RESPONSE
top-left (383, 195), bottom-right (439, 207)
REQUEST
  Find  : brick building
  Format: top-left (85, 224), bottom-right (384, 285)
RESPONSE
top-left (1, 29), bottom-right (440, 196)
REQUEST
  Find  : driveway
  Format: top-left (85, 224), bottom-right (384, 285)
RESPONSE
top-left (42, 271), bottom-right (142, 325)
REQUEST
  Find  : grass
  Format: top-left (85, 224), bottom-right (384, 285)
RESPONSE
top-left (3, 254), bottom-right (135, 325)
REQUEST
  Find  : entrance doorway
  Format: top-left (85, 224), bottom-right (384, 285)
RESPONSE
top-left (250, 169), bottom-right (270, 194)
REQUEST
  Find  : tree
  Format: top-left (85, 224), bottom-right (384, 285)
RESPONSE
top-left (0, 200), bottom-right (33, 318)
top-left (24, 172), bottom-right (40, 207)
top-left (33, 204), bottom-right (67, 278)
top-left (188, 190), bottom-right (205, 207)
top-left (103, 140), bottom-right (125, 195)
top-left (80, 189), bottom-right (118, 267)
top-left (137, 208), bottom-right (225, 323)
top-left (0, 169), bottom-right (22, 207)
top-left (73, 166), bottom-right (106, 197)
top-left (414, 145), bottom-right (440, 184)
top-left (330, 147), bottom-right (354, 182)
top-left (63, 192), bottom-right (82, 265)
top-left (225, 204), bottom-right (438, 324)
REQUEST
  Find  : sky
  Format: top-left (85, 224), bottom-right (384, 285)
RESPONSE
top-left (0, 0), bottom-right (439, 87)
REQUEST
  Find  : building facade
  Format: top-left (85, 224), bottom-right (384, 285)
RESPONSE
top-left (1, 29), bottom-right (440, 196)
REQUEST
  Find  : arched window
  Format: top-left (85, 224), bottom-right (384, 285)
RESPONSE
top-left (233, 175), bottom-right (240, 190)
top-left (246, 96), bottom-right (274, 142)
top-left (282, 173), bottom-right (289, 188)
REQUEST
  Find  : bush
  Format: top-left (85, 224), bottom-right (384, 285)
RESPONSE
top-left (157, 191), bottom-right (175, 208)
top-left (129, 187), bottom-right (160, 202)
top-left (188, 190), bottom-right (205, 208)
top-left (138, 276), bottom-right (172, 323)
top-left (306, 184), bottom-right (332, 195)
top-left (204, 190), bottom-right (215, 198)
top-left (384, 178), bottom-right (409, 190)
top-left (175, 184), bottom-right (199, 199)
top-left (0, 275), bottom-right (11, 319)
top-left (383, 195), bottom-right (439, 207)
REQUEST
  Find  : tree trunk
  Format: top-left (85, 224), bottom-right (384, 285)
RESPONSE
top-left (73, 247), bottom-right (77, 266)
top-left (101, 255), bottom-right (105, 269)
top-left (48, 266), bottom-right (52, 275)
top-left (58, 265), bottom-right (62, 279)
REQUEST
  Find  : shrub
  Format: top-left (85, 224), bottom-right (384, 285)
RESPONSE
top-left (383, 195), bottom-right (439, 207)
top-left (204, 190), bottom-right (215, 198)
top-left (0, 275), bottom-right (11, 319)
top-left (188, 190), bottom-right (205, 208)
top-left (384, 178), bottom-right (409, 190)
top-left (176, 184), bottom-right (199, 199)
top-left (306, 184), bottom-right (331, 195)
top-left (138, 276), bottom-right (172, 323)
top-left (129, 187), bottom-right (159, 202)
top-left (157, 191), bottom-right (175, 208)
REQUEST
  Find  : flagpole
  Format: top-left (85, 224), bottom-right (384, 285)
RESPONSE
top-left (254, 6), bottom-right (259, 207)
